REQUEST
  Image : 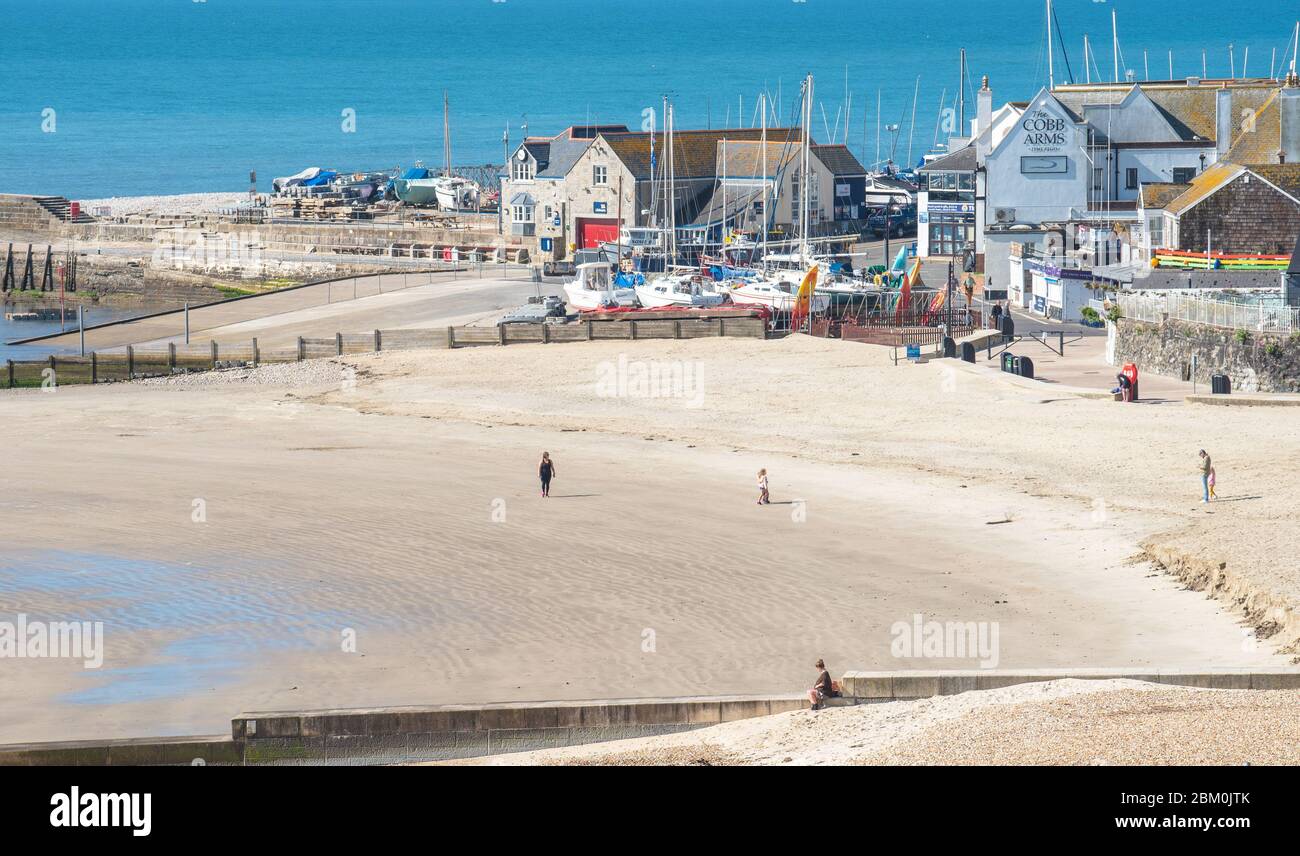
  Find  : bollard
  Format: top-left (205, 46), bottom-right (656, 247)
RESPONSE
top-left (91, 352), bottom-right (97, 384)
top-left (374, 330), bottom-right (382, 352)
top-left (127, 345), bottom-right (135, 378)
top-left (211, 340), bottom-right (218, 369)
top-left (297, 337), bottom-right (305, 361)
top-left (168, 342), bottom-right (176, 372)
top-left (252, 338), bottom-right (259, 367)
top-left (336, 332), bottom-right (343, 356)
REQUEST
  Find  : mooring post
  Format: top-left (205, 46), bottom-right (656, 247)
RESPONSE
top-left (168, 342), bottom-right (176, 372)
top-left (297, 337), bottom-right (305, 361)
top-left (585, 320), bottom-right (594, 341)
top-left (541, 323), bottom-right (550, 344)
top-left (127, 345), bottom-right (134, 378)
top-left (91, 352), bottom-right (97, 385)
top-left (335, 332), bottom-right (343, 356)
top-left (374, 329), bottom-right (382, 352)
top-left (6, 359), bottom-right (12, 388)
top-left (498, 324), bottom-right (507, 346)
top-left (252, 338), bottom-right (259, 367)
top-left (210, 340), bottom-right (218, 369)
top-left (630, 320), bottom-right (639, 341)
top-left (446, 326), bottom-right (455, 349)
top-left (184, 302), bottom-right (190, 344)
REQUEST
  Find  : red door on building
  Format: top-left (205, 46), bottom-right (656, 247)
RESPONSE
top-left (576, 218), bottom-right (620, 249)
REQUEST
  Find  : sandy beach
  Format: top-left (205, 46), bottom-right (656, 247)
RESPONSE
top-left (1, 332), bottom-right (1296, 745)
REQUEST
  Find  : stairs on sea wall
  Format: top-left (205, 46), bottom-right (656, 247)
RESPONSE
top-left (0, 194), bottom-right (95, 234)
top-left (32, 195), bottom-right (96, 223)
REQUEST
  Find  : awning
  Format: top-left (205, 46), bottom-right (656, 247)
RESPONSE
top-left (509, 192), bottom-right (536, 206)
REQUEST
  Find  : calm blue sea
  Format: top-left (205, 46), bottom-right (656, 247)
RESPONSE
top-left (0, 0), bottom-right (1295, 198)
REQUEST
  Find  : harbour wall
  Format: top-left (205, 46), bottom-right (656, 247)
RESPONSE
top-left (6, 670), bottom-right (1300, 765)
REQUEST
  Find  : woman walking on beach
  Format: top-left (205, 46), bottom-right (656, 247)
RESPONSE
top-left (756, 469), bottom-right (770, 505)
top-left (1198, 449), bottom-right (1212, 503)
top-left (539, 452), bottom-right (556, 498)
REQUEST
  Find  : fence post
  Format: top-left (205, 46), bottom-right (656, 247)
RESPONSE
top-left (127, 345), bottom-right (134, 378)
top-left (168, 342), bottom-right (176, 372)
top-left (446, 326), bottom-right (455, 349)
top-left (297, 337), bottom-right (305, 361)
top-left (6, 359), bottom-right (12, 388)
top-left (252, 338), bottom-right (259, 367)
top-left (336, 332), bottom-right (343, 356)
top-left (91, 352), bottom-right (97, 384)
top-left (211, 340), bottom-right (218, 369)
top-left (374, 329), bottom-right (382, 352)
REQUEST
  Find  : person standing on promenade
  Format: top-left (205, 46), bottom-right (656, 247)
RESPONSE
top-left (1198, 450), bottom-right (1212, 503)
top-left (539, 452), bottom-right (556, 498)
top-left (808, 659), bottom-right (833, 710)
top-left (756, 469), bottom-right (770, 505)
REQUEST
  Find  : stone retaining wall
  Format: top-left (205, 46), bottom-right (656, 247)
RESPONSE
top-left (1114, 318), bottom-right (1300, 393)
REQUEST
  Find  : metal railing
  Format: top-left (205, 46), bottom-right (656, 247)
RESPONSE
top-left (1116, 293), bottom-right (1300, 334)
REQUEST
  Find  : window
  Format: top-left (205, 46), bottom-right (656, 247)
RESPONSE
top-left (1172, 167), bottom-right (1196, 183)
top-left (1126, 168), bottom-right (1138, 190)
top-left (510, 156), bottom-right (535, 182)
top-left (544, 205), bottom-right (553, 221)
top-left (512, 204), bottom-right (534, 223)
top-left (593, 165), bottom-right (607, 185)
top-left (1147, 215), bottom-right (1164, 248)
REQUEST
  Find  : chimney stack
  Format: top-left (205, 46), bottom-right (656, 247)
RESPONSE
top-left (1282, 72), bottom-right (1300, 165)
top-left (1215, 83), bottom-right (1233, 158)
top-left (976, 75), bottom-right (993, 164)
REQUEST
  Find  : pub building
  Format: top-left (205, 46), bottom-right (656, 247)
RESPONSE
top-left (920, 73), bottom-right (1298, 321)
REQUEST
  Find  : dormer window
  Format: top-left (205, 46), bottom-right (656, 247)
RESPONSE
top-left (511, 149), bottom-right (535, 182)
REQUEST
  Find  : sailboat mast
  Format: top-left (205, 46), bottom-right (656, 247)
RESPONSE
top-left (443, 91), bottom-right (452, 178)
top-left (958, 49), bottom-right (966, 135)
top-left (1112, 9), bottom-right (1120, 83)
top-left (801, 74), bottom-right (812, 262)
top-left (875, 89), bottom-right (882, 170)
top-left (1047, 0), bottom-right (1055, 90)
top-left (667, 102), bottom-right (676, 263)
top-left (1085, 35), bottom-right (1091, 84)
top-left (907, 75), bottom-right (920, 168)
top-left (760, 91), bottom-right (768, 264)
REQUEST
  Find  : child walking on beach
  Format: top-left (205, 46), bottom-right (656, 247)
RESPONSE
top-left (1208, 463), bottom-right (1217, 499)
top-left (756, 469), bottom-right (770, 505)
top-left (539, 452), bottom-right (556, 498)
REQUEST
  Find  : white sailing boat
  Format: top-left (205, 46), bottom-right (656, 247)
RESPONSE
top-left (635, 273), bottom-right (726, 308)
top-left (394, 92), bottom-right (482, 211)
top-left (725, 274), bottom-right (830, 312)
top-left (563, 262), bottom-right (634, 311)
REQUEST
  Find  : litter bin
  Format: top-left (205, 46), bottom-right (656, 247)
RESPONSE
top-left (942, 336), bottom-right (956, 358)
top-left (1017, 356), bottom-right (1034, 379)
top-left (960, 341), bottom-right (976, 363)
top-left (1211, 373), bottom-right (1231, 395)
top-left (1001, 352), bottom-right (1016, 373)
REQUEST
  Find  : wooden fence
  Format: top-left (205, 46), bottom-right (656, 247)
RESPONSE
top-left (5, 316), bottom-right (767, 389)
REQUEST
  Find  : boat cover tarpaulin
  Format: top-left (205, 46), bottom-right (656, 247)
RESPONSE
top-left (401, 167), bottom-right (432, 180)
top-left (300, 170), bottom-right (337, 187)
